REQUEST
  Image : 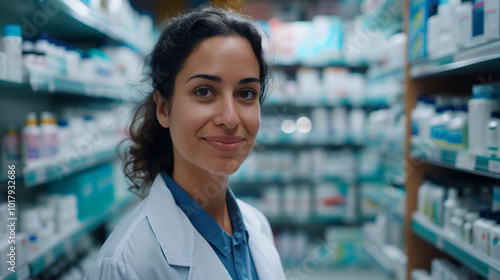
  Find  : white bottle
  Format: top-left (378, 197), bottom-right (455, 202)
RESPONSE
top-left (419, 97), bottom-right (437, 142)
top-left (463, 212), bottom-right (479, 244)
top-left (432, 185), bottom-right (446, 226)
top-left (474, 210), bottom-right (496, 255)
top-left (490, 216), bottom-right (500, 260)
top-left (40, 111), bottom-right (58, 158)
top-left (57, 119), bottom-right (71, 154)
top-left (468, 84), bottom-right (500, 155)
top-left (484, 0), bottom-right (500, 41)
top-left (446, 105), bottom-right (468, 149)
top-left (22, 112), bottom-right (41, 164)
top-left (487, 111), bottom-right (500, 156)
top-left (444, 188), bottom-right (459, 231)
top-left (453, 1), bottom-right (473, 48)
top-left (430, 105), bottom-right (454, 147)
top-left (2, 25), bottom-right (23, 83)
top-left (449, 207), bottom-right (466, 239)
top-left (418, 179), bottom-right (432, 218)
top-left (412, 96), bottom-right (427, 139)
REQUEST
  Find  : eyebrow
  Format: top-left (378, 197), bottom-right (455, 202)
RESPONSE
top-left (186, 74), bottom-right (260, 84)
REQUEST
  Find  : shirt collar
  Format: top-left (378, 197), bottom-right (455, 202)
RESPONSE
top-left (160, 171), bottom-right (248, 257)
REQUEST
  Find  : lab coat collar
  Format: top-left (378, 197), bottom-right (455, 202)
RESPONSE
top-left (145, 174), bottom-right (284, 280)
top-left (145, 174), bottom-right (194, 267)
top-left (145, 174), bottom-right (232, 280)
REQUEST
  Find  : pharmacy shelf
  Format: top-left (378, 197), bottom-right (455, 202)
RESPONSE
top-left (29, 71), bottom-right (132, 101)
top-left (410, 141), bottom-right (500, 180)
top-left (0, 75), bottom-right (132, 101)
top-left (364, 242), bottom-right (406, 280)
top-left (0, 195), bottom-right (139, 280)
top-left (256, 136), bottom-right (363, 148)
top-left (230, 175), bottom-right (353, 186)
top-left (412, 212), bottom-right (500, 279)
top-left (272, 60), bottom-right (368, 69)
top-left (366, 67), bottom-right (405, 83)
top-left (267, 215), bottom-right (373, 226)
top-left (362, 189), bottom-right (405, 224)
top-left (0, 0), bottom-right (154, 55)
top-left (28, 195), bottom-right (139, 278)
top-left (410, 40), bottom-right (500, 79)
top-left (23, 138), bottom-right (125, 187)
top-left (264, 96), bottom-right (393, 108)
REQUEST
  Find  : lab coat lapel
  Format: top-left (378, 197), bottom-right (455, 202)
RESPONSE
top-left (248, 228), bottom-right (284, 280)
top-left (146, 174), bottom-right (231, 280)
top-left (239, 200), bottom-right (285, 280)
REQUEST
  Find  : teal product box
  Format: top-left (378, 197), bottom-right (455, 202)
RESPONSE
top-left (409, 0), bottom-right (431, 61)
top-left (48, 163), bottom-right (115, 220)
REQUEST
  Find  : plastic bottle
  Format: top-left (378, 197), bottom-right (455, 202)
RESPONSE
top-left (444, 187), bottom-right (459, 231)
top-left (22, 112), bottom-right (41, 163)
top-left (446, 104), bottom-right (468, 149)
top-left (475, 210), bottom-right (496, 255)
top-left (432, 185), bottom-right (446, 226)
top-left (40, 111), bottom-right (58, 158)
top-left (487, 111), bottom-right (500, 156)
top-left (57, 119), bottom-right (71, 154)
top-left (419, 96), bottom-right (437, 142)
top-left (484, 0), bottom-right (500, 41)
top-left (490, 215), bottom-right (500, 260)
top-left (418, 179), bottom-right (433, 217)
top-left (468, 84), bottom-right (500, 155)
top-left (1, 126), bottom-right (20, 171)
top-left (430, 105), bottom-right (454, 147)
top-left (453, 1), bottom-right (473, 48)
top-left (463, 211), bottom-right (479, 244)
top-left (449, 207), bottom-right (466, 239)
top-left (2, 24), bottom-right (23, 83)
top-left (412, 96), bottom-right (427, 137)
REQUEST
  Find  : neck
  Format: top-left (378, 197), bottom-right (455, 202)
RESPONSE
top-left (172, 159), bottom-right (233, 235)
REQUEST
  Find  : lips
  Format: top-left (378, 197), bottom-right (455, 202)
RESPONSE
top-left (203, 136), bottom-right (245, 152)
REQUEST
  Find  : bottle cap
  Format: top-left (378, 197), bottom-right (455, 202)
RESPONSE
top-left (2, 24), bottom-right (22, 37)
top-left (25, 112), bottom-right (37, 125)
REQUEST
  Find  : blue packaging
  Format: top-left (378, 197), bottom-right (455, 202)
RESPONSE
top-left (472, 0), bottom-right (485, 38)
top-left (409, 0), bottom-right (432, 61)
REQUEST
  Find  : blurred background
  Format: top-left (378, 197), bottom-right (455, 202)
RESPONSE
top-left (1, 0), bottom-right (500, 279)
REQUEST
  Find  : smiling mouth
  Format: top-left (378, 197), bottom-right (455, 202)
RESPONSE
top-left (202, 137), bottom-right (245, 152)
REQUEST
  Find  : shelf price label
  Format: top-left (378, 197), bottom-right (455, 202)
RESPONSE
top-left (455, 151), bottom-right (476, 171)
top-left (489, 160), bottom-right (500, 174)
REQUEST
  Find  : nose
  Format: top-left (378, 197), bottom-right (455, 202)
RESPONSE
top-left (213, 95), bottom-right (241, 129)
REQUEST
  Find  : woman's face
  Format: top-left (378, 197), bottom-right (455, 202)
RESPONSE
top-left (156, 36), bottom-right (261, 176)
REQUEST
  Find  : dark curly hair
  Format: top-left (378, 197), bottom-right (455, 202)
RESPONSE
top-left (122, 6), bottom-right (269, 195)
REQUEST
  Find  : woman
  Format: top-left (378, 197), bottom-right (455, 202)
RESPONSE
top-left (85, 6), bottom-right (285, 280)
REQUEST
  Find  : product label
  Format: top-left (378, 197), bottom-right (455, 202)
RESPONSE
top-left (487, 127), bottom-right (499, 151)
top-left (41, 133), bottom-right (57, 157)
top-left (23, 134), bottom-right (40, 160)
top-left (456, 151), bottom-right (476, 171)
top-left (489, 160), bottom-right (500, 174)
top-left (448, 129), bottom-right (467, 148)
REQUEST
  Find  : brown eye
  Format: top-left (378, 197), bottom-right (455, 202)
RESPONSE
top-left (194, 88), bottom-right (213, 97)
top-left (238, 90), bottom-right (256, 100)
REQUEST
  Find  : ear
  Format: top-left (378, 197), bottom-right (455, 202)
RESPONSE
top-left (153, 91), bottom-right (169, 128)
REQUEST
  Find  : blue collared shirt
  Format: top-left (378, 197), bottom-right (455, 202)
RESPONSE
top-left (161, 172), bottom-right (259, 280)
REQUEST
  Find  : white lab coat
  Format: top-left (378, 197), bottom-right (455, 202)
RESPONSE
top-left (84, 174), bottom-right (286, 280)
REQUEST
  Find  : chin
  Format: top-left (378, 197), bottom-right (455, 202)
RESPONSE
top-left (207, 159), bottom-right (243, 176)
